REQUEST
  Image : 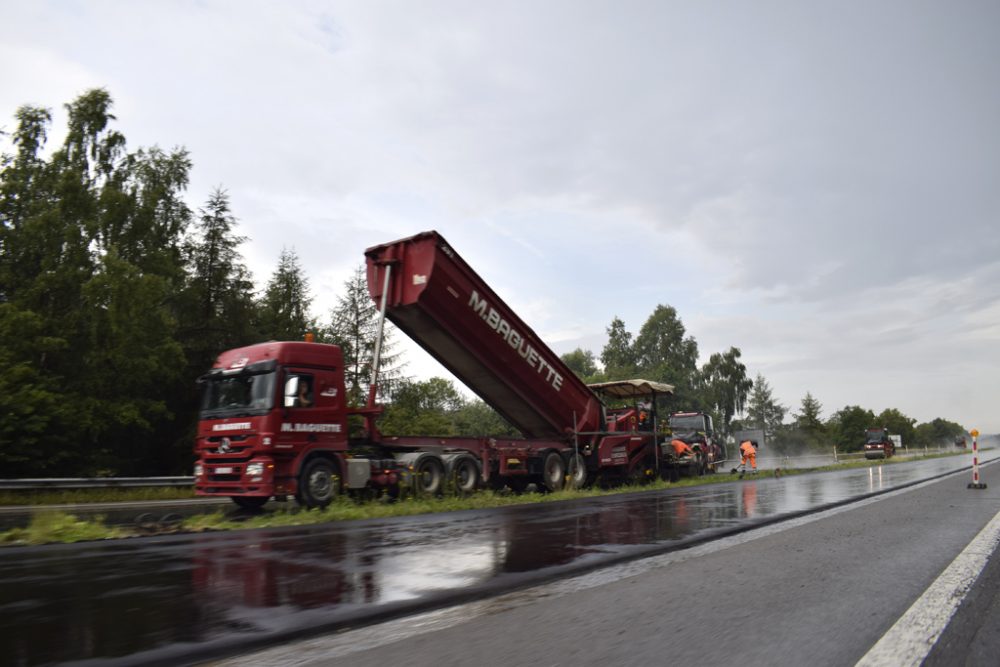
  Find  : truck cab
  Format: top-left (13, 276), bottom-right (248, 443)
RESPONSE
top-left (193, 341), bottom-right (374, 509)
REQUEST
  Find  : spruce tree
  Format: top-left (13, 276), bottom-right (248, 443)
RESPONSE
top-left (257, 247), bottom-right (314, 341)
top-left (327, 265), bottom-right (404, 405)
top-left (181, 187), bottom-right (257, 366)
top-left (600, 316), bottom-right (636, 379)
top-left (744, 373), bottom-right (786, 439)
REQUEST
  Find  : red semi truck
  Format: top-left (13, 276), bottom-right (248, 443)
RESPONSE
top-left (193, 231), bottom-right (681, 508)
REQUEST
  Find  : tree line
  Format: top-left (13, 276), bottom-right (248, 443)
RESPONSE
top-left (0, 91), bottom-right (351, 475)
top-left (0, 90), bottom-right (967, 477)
top-left (733, 381), bottom-right (967, 454)
top-left (0, 89), bottom-right (522, 476)
top-left (559, 318), bottom-right (967, 453)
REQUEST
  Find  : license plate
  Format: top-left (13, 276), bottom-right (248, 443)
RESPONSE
top-left (214, 467), bottom-right (233, 474)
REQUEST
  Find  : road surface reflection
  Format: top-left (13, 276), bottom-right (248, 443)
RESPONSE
top-left (0, 451), bottom-right (992, 666)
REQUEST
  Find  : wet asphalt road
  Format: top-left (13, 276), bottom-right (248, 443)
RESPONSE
top-left (0, 452), bottom-right (993, 666)
top-left (232, 455), bottom-right (1000, 667)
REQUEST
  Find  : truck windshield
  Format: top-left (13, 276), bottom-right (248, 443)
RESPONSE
top-left (200, 371), bottom-right (276, 416)
top-left (669, 415), bottom-right (706, 432)
top-left (866, 430), bottom-right (886, 443)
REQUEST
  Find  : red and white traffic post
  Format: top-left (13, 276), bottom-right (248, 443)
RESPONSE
top-left (968, 428), bottom-right (987, 490)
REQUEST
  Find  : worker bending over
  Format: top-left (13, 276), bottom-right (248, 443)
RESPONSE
top-left (670, 439), bottom-right (694, 458)
top-left (739, 439), bottom-right (757, 472)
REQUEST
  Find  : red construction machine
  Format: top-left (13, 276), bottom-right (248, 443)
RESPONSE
top-left (863, 427), bottom-right (895, 460)
top-left (667, 411), bottom-right (727, 474)
top-left (193, 231), bottom-right (680, 508)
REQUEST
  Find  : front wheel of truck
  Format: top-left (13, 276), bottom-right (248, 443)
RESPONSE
top-left (297, 458), bottom-right (340, 509)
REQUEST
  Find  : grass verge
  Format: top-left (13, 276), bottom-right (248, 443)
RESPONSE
top-left (0, 511), bottom-right (127, 546)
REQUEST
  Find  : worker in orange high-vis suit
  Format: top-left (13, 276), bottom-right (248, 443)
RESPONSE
top-left (739, 439), bottom-right (757, 472)
top-left (670, 439), bottom-right (694, 458)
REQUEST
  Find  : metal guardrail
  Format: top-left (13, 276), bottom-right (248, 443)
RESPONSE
top-left (0, 477), bottom-right (194, 490)
top-left (0, 448), bottom-right (968, 490)
top-left (770, 447), bottom-right (957, 467)
top-left (722, 447), bottom-right (961, 471)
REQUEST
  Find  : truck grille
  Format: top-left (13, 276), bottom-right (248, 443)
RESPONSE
top-left (202, 434), bottom-right (253, 459)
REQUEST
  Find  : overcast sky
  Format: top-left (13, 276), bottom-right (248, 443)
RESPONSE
top-left (2, 1), bottom-right (998, 434)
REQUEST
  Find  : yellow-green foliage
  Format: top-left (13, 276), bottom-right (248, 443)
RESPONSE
top-left (0, 511), bottom-right (126, 545)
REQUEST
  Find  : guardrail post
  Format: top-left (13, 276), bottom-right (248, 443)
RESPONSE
top-left (833, 446), bottom-right (838, 464)
top-left (968, 429), bottom-right (986, 490)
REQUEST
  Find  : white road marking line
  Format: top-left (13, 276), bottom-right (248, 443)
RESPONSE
top-left (855, 507), bottom-right (1000, 667)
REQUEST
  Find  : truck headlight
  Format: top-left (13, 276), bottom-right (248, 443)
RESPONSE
top-left (194, 464), bottom-right (204, 477)
top-left (246, 462), bottom-right (264, 476)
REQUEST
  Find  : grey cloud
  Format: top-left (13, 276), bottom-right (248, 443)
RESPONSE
top-left (3, 1), bottom-right (998, 429)
top-left (307, 3), bottom-right (999, 308)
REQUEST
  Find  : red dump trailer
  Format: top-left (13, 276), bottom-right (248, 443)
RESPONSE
top-left (364, 231), bottom-right (605, 438)
top-left (194, 231), bottom-right (681, 507)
